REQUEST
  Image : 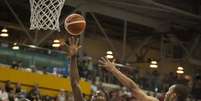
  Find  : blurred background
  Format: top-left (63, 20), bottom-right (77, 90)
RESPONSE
top-left (0, 0), bottom-right (201, 101)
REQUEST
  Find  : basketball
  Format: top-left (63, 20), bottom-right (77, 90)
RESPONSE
top-left (64, 14), bottom-right (86, 36)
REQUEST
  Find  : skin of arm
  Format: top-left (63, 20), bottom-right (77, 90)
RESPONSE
top-left (67, 37), bottom-right (84, 101)
top-left (99, 57), bottom-right (158, 101)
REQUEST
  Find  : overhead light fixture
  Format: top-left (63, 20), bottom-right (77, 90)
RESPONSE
top-left (52, 39), bottom-right (61, 48)
top-left (1, 28), bottom-right (8, 33)
top-left (0, 28), bottom-right (9, 37)
top-left (12, 46), bottom-right (20, 50)
top-left (106, 54), bottom-right (113, 59)
top-left (176, 70), bottom-right (184, 74)
top-left (150, 64), bottom-right (158, 68)
top-left (0, 33), bottom-right (9, 37)
top-left (177, 66), bottom-right (184, 71)
top-left (52, 43), bottom-right (60, 48)
top-left (12, 43), bottom-right (20, 50)
top-left (107, 51), bottom-right (113, 55)
top-left (151, 61), bottom-right (157, 64)
top-left (53, 39), bottom-right (60, 43)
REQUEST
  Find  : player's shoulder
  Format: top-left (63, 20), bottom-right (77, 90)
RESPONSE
top-left (146, 96), bottom-right (159, 101)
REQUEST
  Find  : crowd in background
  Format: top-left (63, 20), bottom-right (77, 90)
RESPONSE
top-left (0, 80), bottom-right (167, 101)
top-left (77, 55), bottom-right (201, 101)
top-left (0, 55), bottom-right (201, 101)
top-left (0, 80), bottom-right (76, 101)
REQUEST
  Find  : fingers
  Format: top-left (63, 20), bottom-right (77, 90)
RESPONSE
top-left (98, 60), bottom-right (105, 65)
top-left (73, 37), bottom-right (75, 43)
top-left (68, 37), bottom-right (80, 46)
top-left (78, 45), bottom-right (82, 49)
top-left (75, 38), bottom-right (80, 46)
top-left (112, 59), bottom-right (116, 63)
top-left (101, 57), bottom-right (107, 62)
top-left (68, 37), bottom-right (72, 45)
top-left (68, 37), bottom-right (75, 45)
top-left (104, 56), bottom-right (109, 62)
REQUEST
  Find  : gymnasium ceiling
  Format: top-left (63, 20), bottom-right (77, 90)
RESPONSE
top-left (0, 0), bottom-right (201, 63)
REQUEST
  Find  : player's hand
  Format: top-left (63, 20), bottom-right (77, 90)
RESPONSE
top-left (98, 57), bottom-right (116, 72)
top-left (66, 37), bottom-right (81, 56)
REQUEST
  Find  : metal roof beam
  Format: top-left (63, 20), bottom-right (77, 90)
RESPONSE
top-left (66, 0), bottom-right (165, 31)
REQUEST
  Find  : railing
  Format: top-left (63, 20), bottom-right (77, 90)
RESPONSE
top-left (0, 45), bottom-right (67, 68)
top-left (0, 67), bottom-right (91, 96)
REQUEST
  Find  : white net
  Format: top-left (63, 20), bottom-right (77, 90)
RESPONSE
top-left (29, 0), bottom-right (65, 31)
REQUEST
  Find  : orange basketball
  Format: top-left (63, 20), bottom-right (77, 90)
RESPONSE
top-left (64, 14), bottom-right (86, 36)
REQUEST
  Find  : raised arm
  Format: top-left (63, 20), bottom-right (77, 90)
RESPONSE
top-left (98, 57), bottom-right (157, 101)
top-left (67, 37), bottom-right (84, 101)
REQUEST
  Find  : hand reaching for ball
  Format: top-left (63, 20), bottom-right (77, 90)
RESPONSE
top-left (65, 37), bottom-right (82, 56)
top-left (98, 57), bottom-right (116, 72)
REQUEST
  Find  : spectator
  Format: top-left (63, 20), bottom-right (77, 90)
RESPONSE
top-left (110, 90), bottom-right (121, 101)
top-left (57, 89), bottom-right (66, 101)
top-left (151, 71), bottom-right (161, 91)
top-left (0, 87), bottom-right (9, 101)
top-left (191, 74), bottom-right (201, 101)
top-left (30, 65), bottom-right (37, 73)
top-left (5, 80), bottom-right (13, 93)
top-left (167, 72), bottom-right (177, 86)
top-left (15, 83), bottom-right (21, 94)
top-left (27, 84), bottom-right (40, 101)
top-left (17, 61), bottom-right (23, 69)
top-left (8, 88), bottom-right (17, 101)
top-left (67, 93), bottom-right (74, 101)
top-left (11, 61), bottom-right (18, 69)
top-left (87, 58), bottom-right (94, 80)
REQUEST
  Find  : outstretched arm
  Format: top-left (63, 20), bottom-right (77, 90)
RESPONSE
top-left (67, 37), bottom-right (84, 101)
top-left (99, 57), bottom-right (157, 101)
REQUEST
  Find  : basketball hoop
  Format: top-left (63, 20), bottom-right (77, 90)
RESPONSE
top-left (29, 0), bottom-right (65, 31)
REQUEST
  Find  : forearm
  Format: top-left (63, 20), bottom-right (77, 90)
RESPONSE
top-left (70, 55), bottom-right (80, 81)
top-left (70, 55), bottom-right (84, 101)
top-left (110, 66), bottom-right (139, 91)
top-left (110, 66), bottom-right (150, 100)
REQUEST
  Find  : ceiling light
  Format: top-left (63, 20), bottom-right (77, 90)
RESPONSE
top-left (107, 51), bottom-right (113, 55)
top-left (1, 28), bottom-right (8, 33)
top-left (151, 61), bottom-right (157, 64)
top-left (106, 54), bottom-right (113, 59)
top-left (149, 64), bottom-right (158, 68)
top-left (0, 33), bottom-right (9, 37)
top-left (176, 70), bottom-right (184, 74)
top-left (53, 39), bottom-right (60, 43)
top-left (52, 43), bottom-right (60, 48)
top-left (177, 66), bottom-right (184, 70)
top-left (12, 46), bottom-right (20, 50)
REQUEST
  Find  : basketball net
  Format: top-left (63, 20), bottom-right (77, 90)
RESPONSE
top-left (29, 0), bottom-right (65, 31)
